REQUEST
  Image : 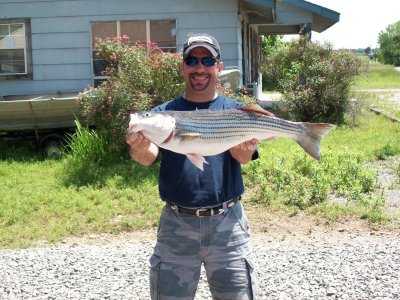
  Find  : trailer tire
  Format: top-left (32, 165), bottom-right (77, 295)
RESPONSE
top-left (43, 139), bottom-right (63, 158)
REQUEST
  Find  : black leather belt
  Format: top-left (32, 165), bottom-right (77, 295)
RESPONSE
top-left (166, 197), bottom-right (240, 217)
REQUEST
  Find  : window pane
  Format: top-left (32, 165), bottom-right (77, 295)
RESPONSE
top-left (93, 58), bottom-right (108, 76)
top-left (13, 34), bottom-right (25, 48)
top-left (94, 78), bottom-right (107, 88)
top-left (0, 49), bottom-right (26, 74)
top-left (10, 24), bottom-right (23, 36)
top-left (0, 25), bottom-right (9, 40)
top-left (92, 21), bottom-right (117, 44)
top-left (150, 20), bottom-right (176, 48)
top-left (0, 24), bottom-right (25, 49)
top-left (121, 20), bottom-right (146, 42)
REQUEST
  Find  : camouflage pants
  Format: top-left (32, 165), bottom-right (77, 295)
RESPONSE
top-left (149, 201), bottom-right (257, 300)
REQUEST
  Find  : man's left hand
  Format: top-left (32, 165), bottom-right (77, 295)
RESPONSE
top-left (229, 139), bottom-right (259, 164)
top-left (232, 139), bottom-right (259, 152)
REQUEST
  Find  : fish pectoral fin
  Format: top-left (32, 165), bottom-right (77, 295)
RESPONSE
top-left (186, 154), bottom-right (209, 171)
top-left (178, 132), bottom-right (202, 141)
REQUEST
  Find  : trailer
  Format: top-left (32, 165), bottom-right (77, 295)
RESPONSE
top-left (0, 93), bottom-right (86, 156)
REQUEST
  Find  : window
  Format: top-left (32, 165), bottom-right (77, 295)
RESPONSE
top-left (91, 20), bottom-right (176, 87)
top-left (0, 18), bottom-right (31, 79)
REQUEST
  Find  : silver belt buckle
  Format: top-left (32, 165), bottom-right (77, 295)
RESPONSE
top-left (227, 199), bottom-right (236, 208)
top-left (195, 208), bottom-right (209, 217)
top-left (195, 207), bottom-right (225, 216)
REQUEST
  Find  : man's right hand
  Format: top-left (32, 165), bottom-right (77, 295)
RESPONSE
top-left (126, 132), bottom-right (151, 151)
top-left (126, 132), bottom-right (159, 166)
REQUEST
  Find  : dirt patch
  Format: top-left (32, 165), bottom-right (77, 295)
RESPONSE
top-left (245, 207), bottom-right (399, 241)
top-left (60, 210), bottom-right (399, 248)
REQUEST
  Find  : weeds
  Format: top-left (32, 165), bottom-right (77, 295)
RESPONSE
top-left (63, 120), bottom-right (114, 186)
top-left (375, 140), bottom-right (400, 160)
top-left (245, 147), bottom-right (378, 211)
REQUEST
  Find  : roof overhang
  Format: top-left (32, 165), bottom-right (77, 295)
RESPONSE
top-left (241, 0), bottom-right (340, 35)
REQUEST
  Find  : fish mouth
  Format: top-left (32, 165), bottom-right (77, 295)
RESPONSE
top-left (128, 124), bottom-right (138, 134)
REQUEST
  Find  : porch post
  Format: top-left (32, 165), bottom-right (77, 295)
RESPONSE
top-left (299, 22), bottom-right (312, 40)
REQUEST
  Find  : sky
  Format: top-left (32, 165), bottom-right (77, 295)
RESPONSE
top-left (293, 0), bottom-right (400, 49)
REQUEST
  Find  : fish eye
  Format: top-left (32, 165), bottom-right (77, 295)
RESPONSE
top-left (144, 112), bottom-right (152, 117)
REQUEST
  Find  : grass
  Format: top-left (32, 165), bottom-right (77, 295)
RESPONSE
top-left (353, 58), bottom-right (400, 89)
top-left (243, 110), bottom-right (399, 223)
top-left (0, 142), bottom-right (162, 249)
top-left (2, 106), bottom-right (399, 249)
top-left (353, 90), bottom-right (400, 119)
top-left (1, 61), bottom-right (400, 249)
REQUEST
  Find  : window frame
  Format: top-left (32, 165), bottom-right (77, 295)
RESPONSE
top-left (0, 18), bottom-right (32, 80)
top-left (91, 19), bottom-right (177, 87)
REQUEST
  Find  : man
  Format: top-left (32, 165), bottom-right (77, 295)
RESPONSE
top-left (126, 33), bottom-right (258, 299)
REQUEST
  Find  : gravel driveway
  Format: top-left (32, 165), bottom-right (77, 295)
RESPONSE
top-left (0, 230), bottom-right (399, 300)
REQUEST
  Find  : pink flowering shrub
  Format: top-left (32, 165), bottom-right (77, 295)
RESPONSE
top-left (78, 37), bottom-right (184, 151)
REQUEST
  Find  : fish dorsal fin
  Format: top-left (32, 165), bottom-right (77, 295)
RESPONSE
top-left (237, 104), bottom-right (275, 116)
top-left (178, 132), bottom-right (202, 141)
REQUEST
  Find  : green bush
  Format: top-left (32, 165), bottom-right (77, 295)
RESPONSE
top-left (262, 37), bottom-right (361, 124)
top-left (244, 147), bottom-right (378, 210)
top-left (375, 140), bottom-right (400, 160)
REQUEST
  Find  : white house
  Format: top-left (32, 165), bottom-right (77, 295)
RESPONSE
top-left (0, 0), bottom-right (339, 98)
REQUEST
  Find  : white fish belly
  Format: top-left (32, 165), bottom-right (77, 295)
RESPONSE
top-left (160, 131), bottom-right (278, 156)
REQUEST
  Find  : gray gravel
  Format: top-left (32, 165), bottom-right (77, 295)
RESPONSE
top-left (0, 232), bottom-right (399, 300)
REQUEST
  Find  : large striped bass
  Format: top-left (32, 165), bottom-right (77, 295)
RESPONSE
top-left (128, 104), bottom-right (335, 170)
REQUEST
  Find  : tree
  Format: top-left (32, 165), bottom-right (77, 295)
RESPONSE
top-left (378, 21), bottom-right (400, 66)
top-left (262, 35), bottom-right (284, 56)
top-left (364, 46), bottom-right (372, 56)
top-left (261, 35), bottom-right (285, 90)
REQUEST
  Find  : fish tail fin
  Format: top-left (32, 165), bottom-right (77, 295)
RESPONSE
top-left (296, 123), bottom-right (335, 160)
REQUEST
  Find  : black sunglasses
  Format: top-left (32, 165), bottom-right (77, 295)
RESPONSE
top-left (184, 56), bottom-right (218, 67)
